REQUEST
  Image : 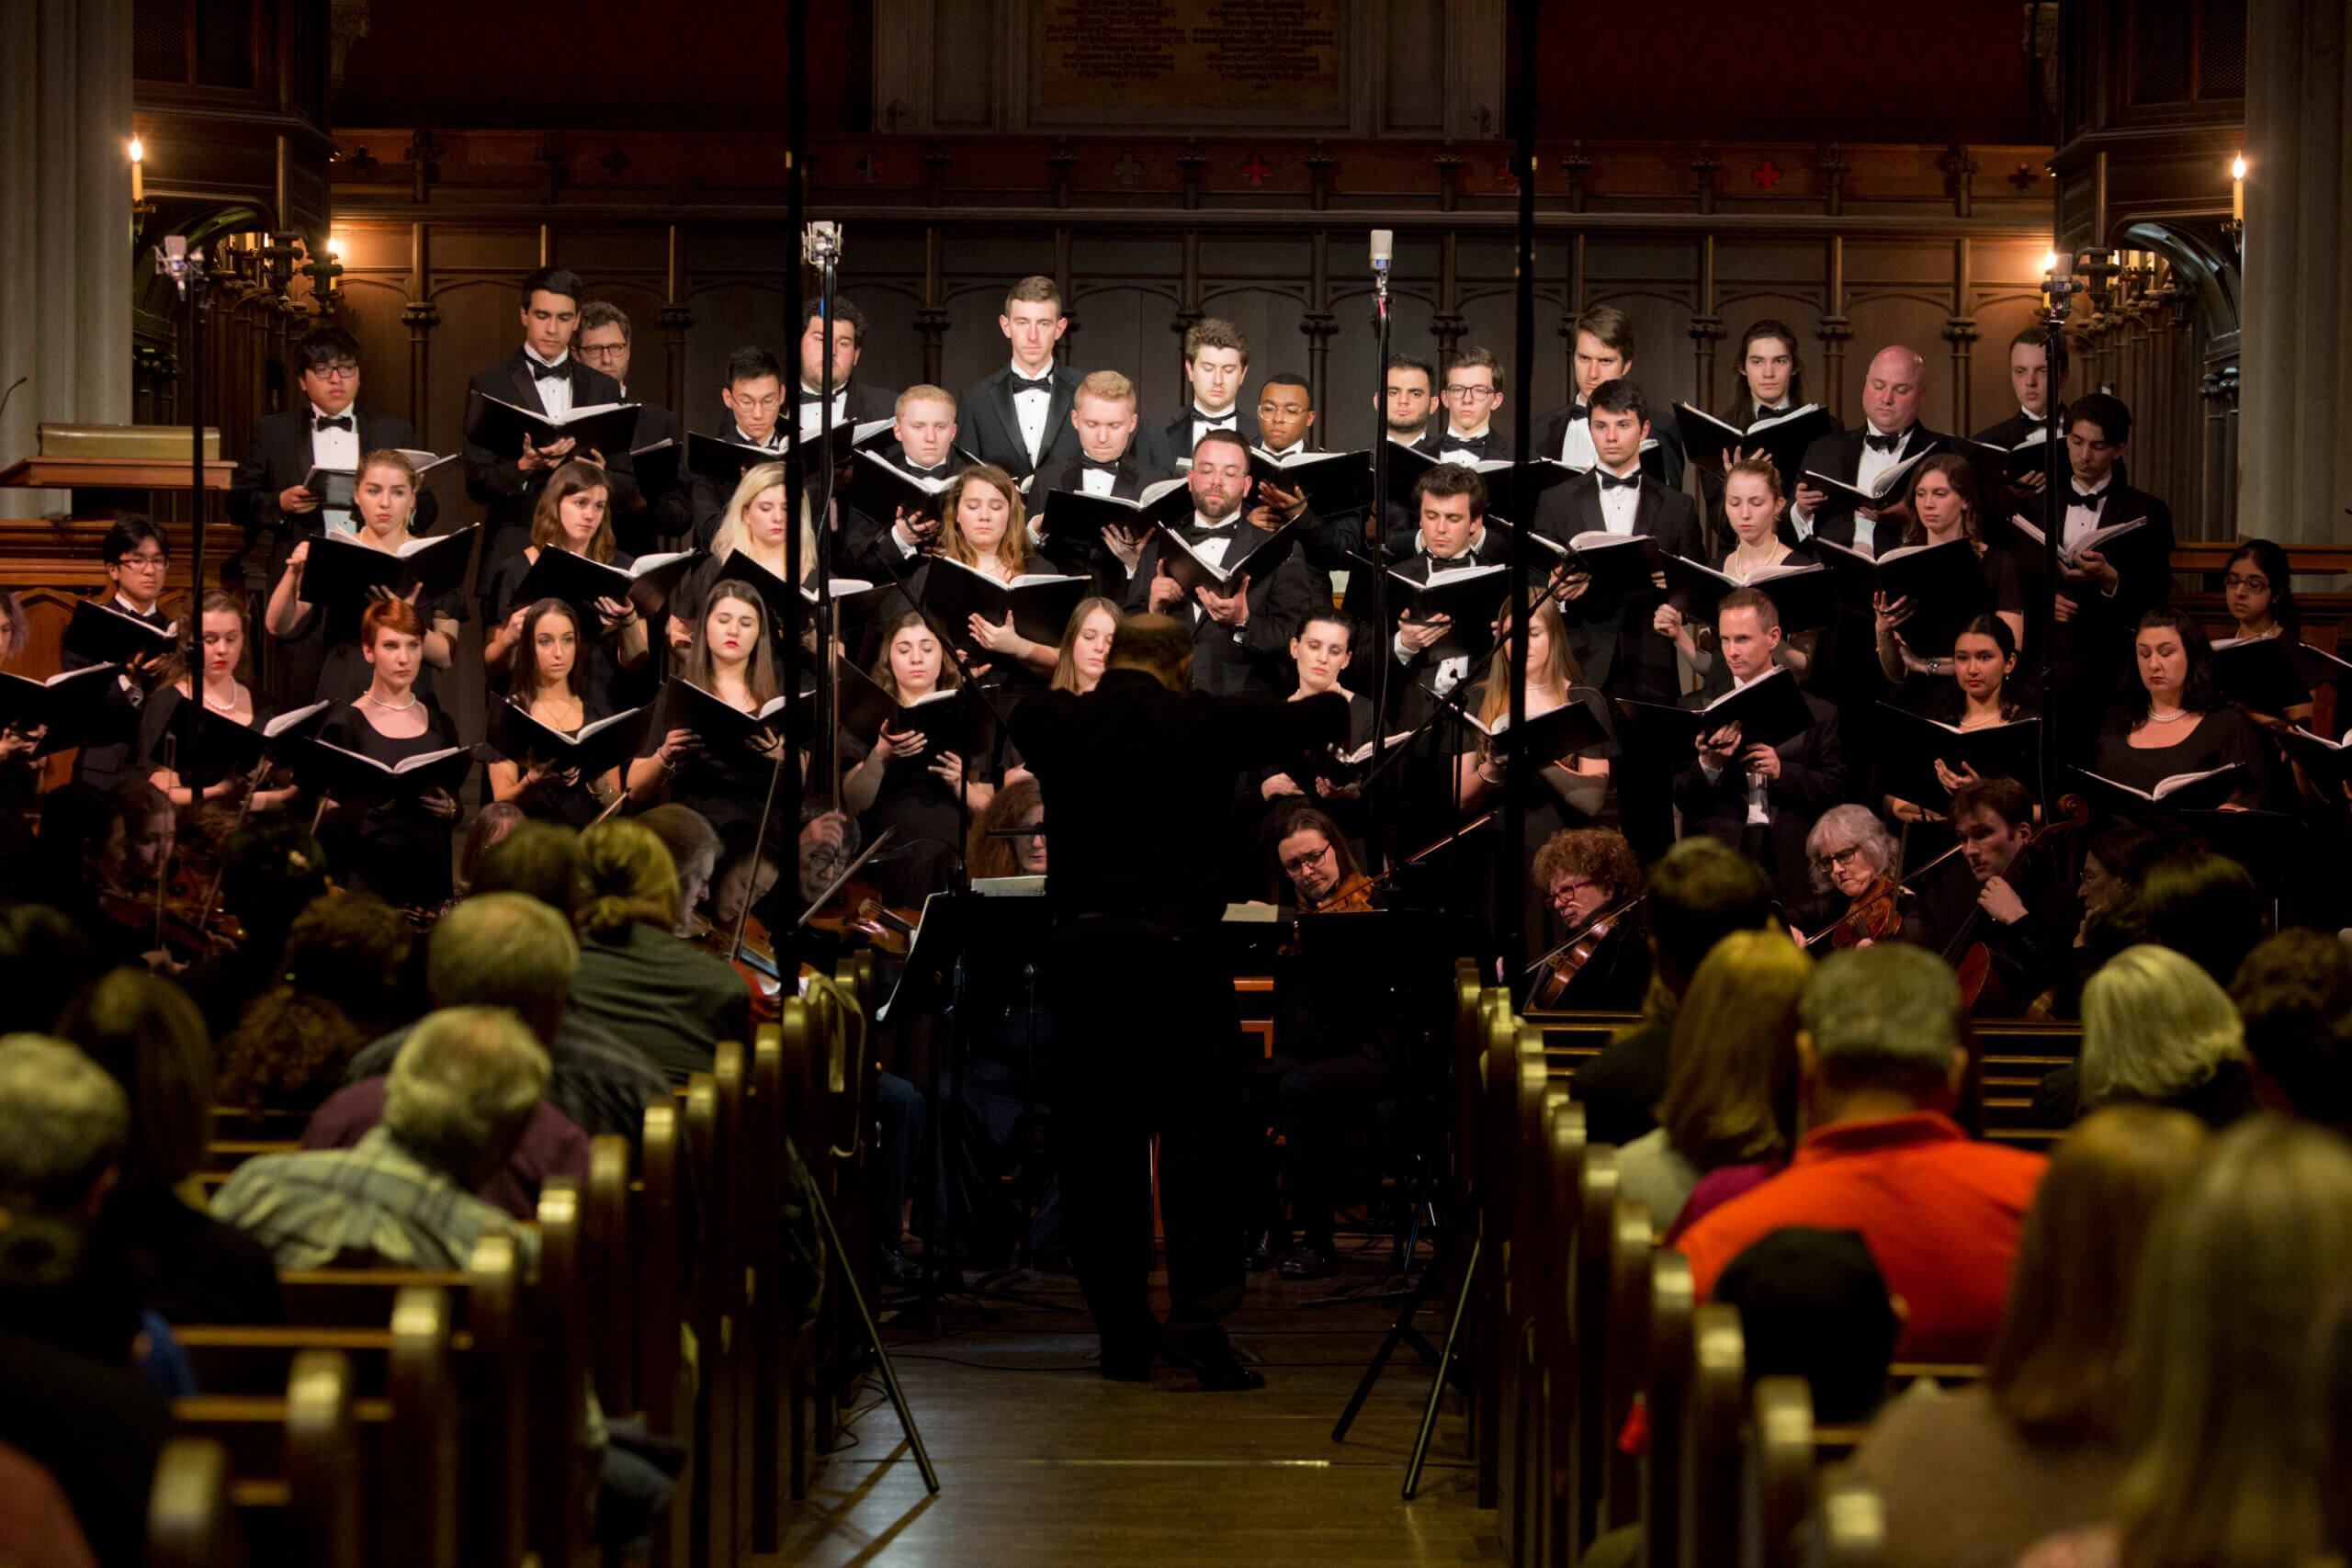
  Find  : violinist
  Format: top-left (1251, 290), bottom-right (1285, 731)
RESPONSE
top-left (484, 598), bottom-right (627, 827)
top-left (265, 450), bottom-right (463, 705)
top-left (967, 778), bottom-right (1047, 880)
top-left (28, 780), bottom-right (175, 972)
top-left (1526, 826), bottom-right (1649, 1010)
top-left (1249, 807), bottom-right (1396, 1280)
top-left (1940, 774), bottom-right (2081, 1017)
top-left (139, 590), bottom-right (298, 813)
top-left (1804, 804), bottom-right (1930, 950)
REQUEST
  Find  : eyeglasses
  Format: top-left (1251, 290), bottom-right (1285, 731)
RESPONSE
top-left (1442, 385), bottom-right (1497, 401)
top-left (114, 551), bottom-right (168, 571)
top-left (1281, 842), bottom-right (1332, 878)
top-left (2222, 573), bottom-right (2271, 593)
top-left (575, 342), bottom-right (628, 361)
top-left (307, 362), bottom-right (360, 381)
top-left (1816, 844), bottom-right (1868, 871)
top-left (1548, 877), bottom-right (1600, 909)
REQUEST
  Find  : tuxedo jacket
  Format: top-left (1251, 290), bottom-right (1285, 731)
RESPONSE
top-left (797, 380), bottom-right (898, 428)
top-left (1118, 522), bottom-right (1316, 695)
top-left (615, 400), bottom-right (687, 555)
top-left (1140, 406), bottom-right (1263, 471)
top-left (1789, 423), bottom-right (1950, 554)
top-left (1424, 425), bottom-right (1515, 464)
top-left (1530, 473), bottom-right (1702, 700)
top-left (1532, 400), bottom-right (1686, 488)
top-left (230, 406), bottom-right (431, 544)
top-left (1671, 674), bottom-right (1849, 916)
top-left (1971, 409), bottom-right (2046, 450)
top-left (463, 352), bottom-right (640, 568)
top-left (837, 442), bottom-right (965, 584)
top-left (1382, 536), bottom-right (1512, 726)
top-left (2016, 480), bottom-right (2177, 700)
top-left (959, 364), bottom-right (1083, 483)
top-left (684, 424), bottom-right (792, 549)
top-left (1029, 449), bottom-right (1178, 587)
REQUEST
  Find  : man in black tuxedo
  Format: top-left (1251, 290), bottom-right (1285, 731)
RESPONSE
top-left (2022, 393), bottom-right (2175, 750)
top-left (1788, 344), bottom-right (1947, 557)
top-left (1671, 588), bottom-right (1849, 922)
top-left (684, 344), bottom-right (790, 548)
top-left (1119, 431), bottom-right (1316, 695)
top-left (840, 382), bottom-right (967, 583)
top-left (1532, 305), bottom-right (1685, 486)
top-left (463, 265), bottom-right (639, 592)
top-left (575, 301), bottom-right (687, 554)
top-left (1973, 329), bottom-right (2068, 513)
top-left (794, 297), bottom-right (898, 438)
top-left (1029, 370), bottom-right (1173, 587)
top-left (1367, 355), bottom-right (1442, 557)
top-left (1432, 346), bottom-right (1513, 462)
top-left (1256, 372), bottom-right (1317, 460)
top-left (1138, 318), bottom-right (1261, 470)
top-left (960, 275), bottom-right (1082, 487)
top-left (229, 325), bottom-right (429, 704)
top-left (1531, 378), bottom-right (1702, 861)
top-left (1386, 464), bottom-right (1508, 726)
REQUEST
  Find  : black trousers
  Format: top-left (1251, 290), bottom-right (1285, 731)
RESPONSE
top-left (1048, 917), bottom-right (1246, 1357)
top-left (1244, 1051), bottom-right (1394, 1248)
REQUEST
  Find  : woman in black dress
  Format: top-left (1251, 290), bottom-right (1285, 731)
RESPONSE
top-left (667, 460), bottom-right (815, 681)
top-left (481, 459), bottom-right (652, 709)
top-left (138, 590), bottom-right (298, 813)
top-left (317, 597), bottom-right (462, 910)
top-left (1871, 454), bottom-right (2025, 697)
top-left (2089, 608), bottom-right (2272, 807)
top-left (1656, 456), bottom-right (1819, 682)
top-left (842, 609), bottom-right (1002, 903)
top-left (1882, 612), bottom-right (2040, 824)
top-left (943, 464), bottom-right (1062, 682)
top-left (483, 597), bottom-right (626, 827)
top-left (263, 450), bottom-right (463, 705)
top-left (628, 580), bottom-right (792, 843)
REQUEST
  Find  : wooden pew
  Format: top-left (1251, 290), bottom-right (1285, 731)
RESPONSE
top-left (147, 1437), bottom-right (243, 1568)
top-left (1749, 1376), bottom-right (1815, 1568)
top-left (682, 1065), bottom-right (738, 1568)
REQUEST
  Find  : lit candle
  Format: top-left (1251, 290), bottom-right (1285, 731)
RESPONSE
top-left (2232, 154), bottom-right (2246, 222)
top-left (129, 136), bottom-right (142, 205)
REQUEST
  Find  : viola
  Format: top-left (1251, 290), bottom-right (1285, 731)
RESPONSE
top-left (1526, 895), bottom-right (1641, 1010)
top-left (804, 875), bottom-right (922, 954)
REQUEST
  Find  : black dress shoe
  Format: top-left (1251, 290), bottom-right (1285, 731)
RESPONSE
top-left (1159, 1339), bottom-right (1265, 1392)
top-left (1276, 1243), bottom-right (1337, 1281)
top-left (878, 1246), bottom-right (922, 1290)
top-left (1245, 1232), bottom-right (1285, 1272)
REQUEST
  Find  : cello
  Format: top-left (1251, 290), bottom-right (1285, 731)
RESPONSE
top-left (1938, 795), bottom-right (2090, 1015)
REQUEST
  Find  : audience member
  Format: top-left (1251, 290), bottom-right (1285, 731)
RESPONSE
top-left (2020, 1115), bottom-right (2352, 1568)
top-left (1617, 928), bottom-right (1810, 1236)
top-left (1572, 838), bottom-right (1773, 1146)
top-left (215, 890), bottom-right (418, 1109)
top-left (170, 817), bottom-right (332, 1041)
top-left (0, 904), bottom-right (97, 1035)
top-left (1712, 1226), bottom-right (1900, 1423)
top-left (2036, 945), bottom-right (2258, 1129)
top-left (1855, 1104), bottom-right (2207, 1568)
top-left (211, 1006), bottom-right (550, 1269)
top-left (1679, 943), bottom-right (2047, 1362)
top-left (2230, 928), bottom-right (2352, 1128)
top-left (469, 818), bottom-right (581, 915)
top-left (2086, 850), bottom-right (2265, 990)
top-left (566, 820), bottom-right (752, 1085)
top-left (53, 971), bottom-right (282, 1325)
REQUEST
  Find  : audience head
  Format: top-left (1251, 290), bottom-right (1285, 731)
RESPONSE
top-left (2113, 1114), bottom-right (2352, 1568)
top-left (1642, 838), bottom-right (1774, 999)
top-left (2231, 930), bottom-right (2352, 1128)
top-left (1659, 929), bottom-right (1812, 1173)
top-left (217, 890), bottom-right (415, 1110)
top-left (1805, 803), bottom-right (1901, 904)
top-left (2081, 945), bottom-right (2246, 1112)
top-left (383, 1007), bottom-right (552, 1190)
top-left (219, 817), bottom-right (331, 950)
top-left (1860, 345), bottom-right (1925, 434)
top-left (1052, 597), bottom-right (1123, 694)
top-left (2223, 539), bottom-right (2299, 635)
top-left (1713, 1228), bottom-right (1900, 1424)
top-left (1985, 1103), bottom-right (2207, 1446)
top-left (1534, 827), bottom-right (1641, 932)
top-left (458, 802), bottom-right (527, 897)
top-left (575, 819), bottom-right (682, 941)
top-left (425, 893), bottom-right (578, 1044)
top-left (0, 905), bottom-right (96, 1035)
top-left (1275, 809), bottom-right (1358, 908)
top-left (53, 971), bottom-right (213, 1191)
top-left (1255, 371), bottom-right (1315, 451)
top-left (968, 777), bottom-right (1046, 882)
top-left (1107, 614), bottom-right (1194, 692)
top-left (2094, 851), bottom-right (2263, 989)
top-left (1797, 943), bottom-right (1964, 1119)
top-left (0, 1035), bottom-right (127, 1218)
top-left (470, 819), bottom-right (578, 919)
top-left (637, 804), bottom-right (720, 925)
top-left (2128, 608), bottom-right (2222, 720)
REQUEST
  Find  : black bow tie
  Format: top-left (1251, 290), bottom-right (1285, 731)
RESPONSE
top-left (1755, 406), bottom-right (1786, 424)
top-left (1010, 371), bottom-right (1055, 394)
top-left (529, 359), bottom-right (569, 382)
top-left (1441, 435), bottom-right (1483, 451)
top-left (1864, 429), bottom-right (1905, 454)
top-left (313, 414), bottom-right (354, 433)
top-left (1193, 413), bottom-right (1237, 430)
top-left (1080, 457), bottom-right (1120, 475)
top-left (1568, 402), bottom-right (1589, 420)
top-left (797, 388), bottom-right (838, 405)
top-left (1599, 470), bottom-right (1641, 491)
top-left (2071, 485), bottom-right (2109, 504)
top-left (903, 460), bottom-right (949, 479)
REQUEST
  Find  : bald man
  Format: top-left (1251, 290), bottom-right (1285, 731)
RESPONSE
top-left (1787, 346), bottom-right (1951, 558)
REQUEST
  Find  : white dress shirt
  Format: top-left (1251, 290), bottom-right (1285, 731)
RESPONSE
top-left (1182, 513), bottom-right (1249, 638)
top-left (309, 402), bottom-right (359, 471)
top-left (1077, 463), bottom-right (1118, 497)
top-left (796, 382), bottom-right (849, 438)
top-left (1440, 423), bottom-right (1491, 447)
top-left (1010, 363), bottom-right (1054, 465)
top-left (1595, 461), bottom-right (1642, 536)
top-left (1558, 412), bottom-right (1598, 470)
top-left (1697, 666), bottom-right (1776, 824)
top-left (523, 346), bottom-right (573, 420)
top-left (2063, 481), bottom-right (2109, 551)
top-left (734, 424), bottom-right (785, 453)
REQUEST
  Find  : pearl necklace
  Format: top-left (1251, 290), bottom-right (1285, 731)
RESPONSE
top-left (363, 688), bottom-right (418, 712)
top-left (201, 683), bottom-right (240, 714)
top-left (2146, 706), bottom-right (2191, 724)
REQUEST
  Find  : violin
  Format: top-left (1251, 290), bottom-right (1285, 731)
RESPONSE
top-left (1309, 872), bottom-right (1380, 916)
top-left (684, 908), bottom-right (786, 1021)
top-left (1814, 874), bottom-right (1905, 951)
top-left (1526, 895), bottom-right (1642, 1010)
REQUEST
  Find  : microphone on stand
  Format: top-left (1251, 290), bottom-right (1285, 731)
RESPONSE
top-left (1370, 229), bottom-right (1393, 320)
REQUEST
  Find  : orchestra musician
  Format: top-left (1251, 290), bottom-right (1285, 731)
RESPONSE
top-left (1525, 826), bottom-right (1650, 1010)
top-left (1938, 774), bottom-right (2083, 1017)
top-left (265, 449), bottom-right (464, 706)
top-left (1804, 803), bottom-right (1931, 950)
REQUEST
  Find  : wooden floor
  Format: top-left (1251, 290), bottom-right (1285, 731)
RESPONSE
top-left (768, 1236), bottom-right (1501, 1566)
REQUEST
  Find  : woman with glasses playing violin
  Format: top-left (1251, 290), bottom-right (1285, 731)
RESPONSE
top-left (1802, 804), bottom-right (1932, 951)
top-left (1524, 827), bottom-right (1650, 1010)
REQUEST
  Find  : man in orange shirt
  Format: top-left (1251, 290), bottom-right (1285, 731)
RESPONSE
top-left (1677, 943), bottom-right (2047, 1364)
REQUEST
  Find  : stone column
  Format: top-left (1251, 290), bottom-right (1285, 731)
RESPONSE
top-left (0, 0), bottom-right (131, 515)
top-left (2238, 0), bottom-right (2349, 546)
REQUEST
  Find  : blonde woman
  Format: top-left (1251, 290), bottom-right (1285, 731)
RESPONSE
top-left (265, 448), bottom-right (462, 702)
top-left (666, 460), bottom-right (821, 660)
top-left (1049, 596), bottom-right (1123, 694)
top-left (2070, 944), bottom-right (2258, 1127)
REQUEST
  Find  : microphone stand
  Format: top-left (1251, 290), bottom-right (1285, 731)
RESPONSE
top-left (155, 236), bottom-right (216, 798)
top-left (2034, 261), bottom-right (2081, 809)
top-left (1365, 231), bottom-right (1397, 871)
